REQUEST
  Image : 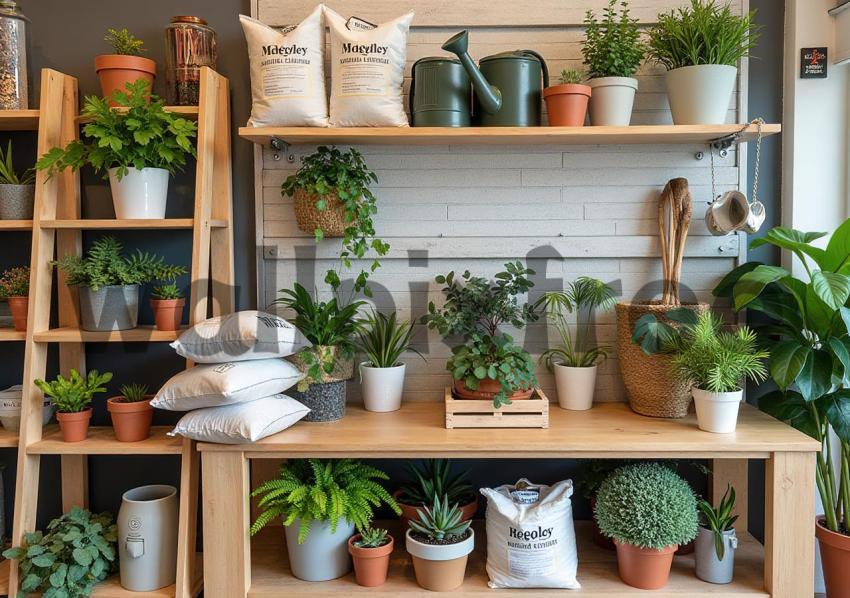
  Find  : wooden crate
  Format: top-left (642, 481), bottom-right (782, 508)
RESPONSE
top-left (444, 387), bottom-right (549, 429)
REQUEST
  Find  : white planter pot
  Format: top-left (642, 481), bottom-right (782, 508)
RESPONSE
top-left (665, 64), bottom-right (737, 125)
top-left (693, 387), bottom-right (743, 433)
top-left (284, 518), bottom-right (355, 582)
top-left (587, 77), bottom-right (638, 126)
top-left (553, 363), bottom-right (596, 410)
top-left (108, 167), bottom-right (169, 219)
top-left (359, 362), bottom-right (405, 412)
top-left (405, 528), bottom-right (474, 561)
top-left (0, 385), bottom-right (53, 431)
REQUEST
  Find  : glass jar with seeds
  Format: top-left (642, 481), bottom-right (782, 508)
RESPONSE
top-left (164, 15), bottom-right (217, 106)
top-left (0, 1), bottom-right (28, 110)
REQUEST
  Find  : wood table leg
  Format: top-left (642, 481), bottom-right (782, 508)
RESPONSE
top-left (60, 455), bottom-right (88, 511)
top-left (765, 451), bottom-right (815, 597)
top-left (712, 458), bottom-right (748, 530)
top-left (202, 451), bottom-right (250, 598)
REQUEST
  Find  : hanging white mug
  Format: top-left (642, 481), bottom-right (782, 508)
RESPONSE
top-left (741, 199), bottom-right (766, 234)
top-left (705, 190), bottom-right (750, 236)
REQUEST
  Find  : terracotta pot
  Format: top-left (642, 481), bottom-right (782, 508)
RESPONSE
top-left (7, 296), bottom-right (27, 332)
top-left (816, 517), bottom-right (850, 598)
top-left (107, 396), bottom-right (153, 442)
top-left (406, 528), bottom-right (474, 591)
top-left (614, 540), bottom-right (677, 589)
top-left (394, 489), bottom-right (477, 530)
top-left (543, 83), bottom-right (591, 126)
top-left (56, 408), bottom-right (92, 443)
top-left (452, 378), bottom-right (534, 401)
top-left (95, 55), bottom-right (156, 105)
top-left (590, 497), bottom-right (615, 551)
top-left (348, 534), bottom-right (394, 587)
top-left (151, 298), bottom-right (185, 332)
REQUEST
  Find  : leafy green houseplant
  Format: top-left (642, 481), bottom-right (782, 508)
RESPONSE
top-left (96, 28), bottom-right (156, 104)
top-left (0, 140), bottom-right (36, 220)
top-left (0, 266), bottom-right (30, 332)
top-left (107, 383), bottom-right (153, 442)
top-left (695, 485), bottom-right (739, 584)
top-left (3, 507), bottom-right (117, 598)
top-left (395, 459), bottom-right (476, 526)
top-left (34, 369), bottom-right (112, 442)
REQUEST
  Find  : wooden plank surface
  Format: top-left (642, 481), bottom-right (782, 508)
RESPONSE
top-left (0, 219), bottom-right (33, 230)
top-left (87, 554), bottom-right (202, 597)
top-left (0, 109), bottom-right (40, 130)
top-left (27, 425), bottom-right (183, 455)
top-left (0, 427), bottom-right (18, 447)
top-left (39, 219), bottom-right (228, 230)
top-left (33, 326), bottom-right (184, 342)
top-left (0, 328), bottom-right (26, 341)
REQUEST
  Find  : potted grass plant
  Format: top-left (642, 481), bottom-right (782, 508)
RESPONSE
top-left (0, 266), bottom-right (29, 332)
top-left (536, 277), bottom-right (617, 410)
top-left (595, 462), bottom-right (698, 589)
top-left (107, 383), bottom-right (153, 442)
top-left (695, 485), bottom-right (738, 584)
top-left (543, 69), bottom-right (592, 126)
top-left (0, 141), bottom-right (35, 219)
top-left (251, 459), bottom-right (400, 582)
top-left (648, 0), bottom-right (759, 124)
top-left (34, 369), bottom-right (112, 442)
top-left (348, 526), bottom-right (393, 587)
top-left (394, 459), bottom-right (477, 529)
top-left (150, 272), bottom-right (188, 332)
top-left (96, 28), bottom-right (156, 103)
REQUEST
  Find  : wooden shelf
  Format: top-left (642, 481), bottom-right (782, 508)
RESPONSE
top-left (0, 109), bottom-right (40, 131)
top-left (27, 425), bottom-right (182, 455)
top-left (0, 559), bottom-right (8, 596)
top-left (0, 328), bottom-right (26, 341)
top-left (33, 326), bottom-right (184, 343)
top-left (0, 425), bottom-right (19, 447)
top-left (0, 219), bottom-right (33, 231)
top-left (89, 552), bottom-right (203, 597)
top-left (39, 218), bottom-right (227, 230)
top-left (249, 521), bottom-right (767, 597)
top-left (78, 105), bottom-right (199, 124)
top-left (238, 123), bottom-right (781, 147)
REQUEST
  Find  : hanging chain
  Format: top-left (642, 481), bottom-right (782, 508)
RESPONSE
top-left (709, 142), bottom-right (717, 202)
top-left (707, 117), bottom-right (764, 205)
top-left (751, 117), bottom-right (764, 204)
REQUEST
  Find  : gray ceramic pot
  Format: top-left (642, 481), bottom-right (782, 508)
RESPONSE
top-left (290, 381), bottom-right (346, 422)
top-left (117, 485), bottom-right (178, 592)
top-left (0, 184), bottom-right (34, 219)
top-left (284, 518), bottom-right (354, 581)
top-left (79, 285), bottom-right (139, 331)
top-left (694, 526), bottom-right (737, 584)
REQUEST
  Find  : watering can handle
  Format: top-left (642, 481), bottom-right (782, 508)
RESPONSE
top-left (522, 49), bottom-right (549, 88)
top-left (408, 59), bottom-right (419, 118)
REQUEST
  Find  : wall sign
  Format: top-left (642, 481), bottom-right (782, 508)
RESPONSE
top-left (801, 47), bottom-right (828, 78)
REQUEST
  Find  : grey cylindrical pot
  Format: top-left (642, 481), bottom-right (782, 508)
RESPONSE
top-left (79, 285), bottom-right (139, 331)
top-left (289, 381), bottom-right (346, 422)
top-left (0, 184), bottom-right (34, 219)
top-left (285, 518), bottom-right (354, 581)
top-left (695, 526), bottom-right (737, 584)
top-left (118, 485), bottom-right (178, 592)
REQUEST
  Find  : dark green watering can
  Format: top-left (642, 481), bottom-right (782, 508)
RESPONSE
top-left (410, 56), bottom-right (471, 127)
top-left (442, 30), bottom-right (548, 127)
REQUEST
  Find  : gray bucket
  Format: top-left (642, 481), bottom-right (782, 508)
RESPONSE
top-left (0, 184), bottom-right (34, 219)
top-left (79, 285), bottom-right (139, 331)
top-left (117, 485), bottom-right (178, 591)
top-left (694, 526), bottom-right (737, 584)
top-left (284, 518), bottom-right (354, 581)
top-left (290, 381), bottom-right (346, 422)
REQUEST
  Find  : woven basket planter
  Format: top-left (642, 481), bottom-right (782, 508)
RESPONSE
top-left (293, 189), bottom-right (347, 238)
top-left (615, 301), bottom-right (708, 418)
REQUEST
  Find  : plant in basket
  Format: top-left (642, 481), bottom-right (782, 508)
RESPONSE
top-left (395, 459), bottom-right (476, 528)
top-left (107, 383), bottom-right (153, 442)
top-left (34, 369), bottom-right (112, 442)
top-left (96, 28), bottom-right (157, 103)
top-left (348, 525), bottom-right (394, 587)
top-left (0, 265), bottom-right (29, 331)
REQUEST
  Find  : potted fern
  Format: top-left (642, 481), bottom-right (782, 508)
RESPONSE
top-left (251, 459), bottom-right (400, 582)
top-left (695, 485), bottom-right (738, 584)
top-left (536, 277), bottom-right (617, 410)
top-left (34, 369), bottom-right (112, 442)
top-left (0, 141), bottom-right (35, 219)
top-left (406, 495), bottom-right (474, 592)
top-left (394, 459), bottom-right (477, 529)
top-left (348, 526), bottom-right (393, 587)
top-left (0, 265), bottom-right (29, 332)
top-left (96, 28), bottom-right (156, 103)
top-left (107, 383), bottom-right (153, 442)
top-left (543, 69), bottom-right (592, 126)
top-left (150, 271), bottom-right (188, 332)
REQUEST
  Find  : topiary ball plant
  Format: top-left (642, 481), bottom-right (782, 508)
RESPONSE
top-left (595, 462), bottom-right (698, 549)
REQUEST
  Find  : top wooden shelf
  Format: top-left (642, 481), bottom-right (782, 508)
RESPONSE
top-left (0, 109), bottom-right (40, 131)
top-left (238, 123), bottom-right (781, 147)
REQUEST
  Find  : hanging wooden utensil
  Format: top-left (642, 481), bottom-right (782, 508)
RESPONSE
top-left (658, 177), bottom-right (692, 306)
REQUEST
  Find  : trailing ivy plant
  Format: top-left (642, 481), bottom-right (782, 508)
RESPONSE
top-left (582, 0), bottom-right (646, 79)
top-left (34, 369), bottom-right (112, 413)
top-left (103, 28), bottom-right (146, 56)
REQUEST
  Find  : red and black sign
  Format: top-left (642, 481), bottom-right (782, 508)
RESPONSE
top-left (801, 47), bottom-right (828, 78)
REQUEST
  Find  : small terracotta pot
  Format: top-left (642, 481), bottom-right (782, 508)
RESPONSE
top-left (816, 517), bottom-right (850, 598)
top-left (348, 534), bottom-right (394, 587)
top-left (107, 396), bottom-right (153, 442)
top-left (7, 296), bottom-right (28, 332)
top-left (452, 378), bottom-right (534, 401)
top-left (95, 55), bottom-right (156, 105)
top-left (394, 489), bottom-right (477, 530)
top-left (151, 298), bottom-right (185, 331)
top-left (56, 408), bottom-right (92, 443)
top-left (614, 540), bottom-right (677, 589)
top-left (543, 83), bottom-right (592, 126)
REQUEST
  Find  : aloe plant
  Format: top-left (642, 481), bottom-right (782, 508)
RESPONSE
top-left (354, 526), bottom-right (390, 548)
top-left (408, 495), bottom-right (471, 542)
top-left (697, 485), bottom-right (738, 560)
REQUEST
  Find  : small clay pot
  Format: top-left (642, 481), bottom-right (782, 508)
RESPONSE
top-left (394, 489), bottom-right (477, 530)
top-left (816, 517), bottom-right (850, 598)
top-left (543, 83), bottom-right (591, 126)
top-left (614, 540), bottom-right (677, 590)
top-left (95, 54), bottom-right (156, 105)
top-left (452, 378), bottom-right (533, 401)
top-left (107, 396), bottom-right (153, 442)
top-left (7, 296), bottom-right (27, 332)
top-left (56, 408), bottom-right (92, 443)
top-left (348, 533), bottom-right (394, 587)
top-left (151, 298), bottom-right (185, 331)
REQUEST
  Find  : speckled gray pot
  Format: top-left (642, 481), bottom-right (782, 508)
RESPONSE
top-left (79, 285), bottom-right (139, 331)
top-left (290, 381), bottom-right (346, 422)
top-left (0, 184), bottom-right (34, 219)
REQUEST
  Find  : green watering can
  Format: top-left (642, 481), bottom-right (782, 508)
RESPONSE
top-left (442, 30), bottom-right (548, 127)
top-left (410, 56), bottom-right (472, 127)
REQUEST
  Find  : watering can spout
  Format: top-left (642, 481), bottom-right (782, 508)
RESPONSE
top-left (442, 30), bottom-right (502, 115)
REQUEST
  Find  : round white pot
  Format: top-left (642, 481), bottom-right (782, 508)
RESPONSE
top-left (587, 77), bottom-right (638, 126)
top-left (284, 518), bottom-right (355, 582)
top-left (405, 528), bottom-right (474, 561)
top-left (665, 64), bottom-right (737, 125)
top-left (359, 362), bottom-right (405, 412)
top-left (108, 167), bottom-right (169, 219)
top-left (0, 385), bottom-right (53, 431)
top-left (693, 387), bottom-right (743, 433)
top-left (553, 363), bottom-right (596, 410)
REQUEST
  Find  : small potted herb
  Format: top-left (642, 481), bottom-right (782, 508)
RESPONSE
top-left (95, 28), bottom-right (156, 103)
top-left (543, 69), bottom-right (592, 126)
top-left (34, 369), bottom-right (112, 442)
top-left (695, 485), bottom-right (738, 584)
top-left (582, 0), bottom-right (646, 125)
top-left (0, 141), bottom-right (35, 219)
top-left (394, 459), bottom-right (477, 529)
top-left (0, 265), bottom-right (29, 332)
top-left (348, 526), bottom-right (394, 587)
top-left (251, 459), bottom-right (400, 582)
top-left (107, 383), bottom-right (153, 442)
top-left (150, 271), bottom-right (188, 332)
top-left (595, 463), bottom-right (698, 589)
top-left (406, 495), bottom-right (474, 592)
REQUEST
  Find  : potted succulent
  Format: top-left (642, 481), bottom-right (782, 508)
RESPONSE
top-left (0, 265), bottom-right (29, 331)
top-left (36, 80), bottom-right (197, 220)
top-left (406, 495), bottom-right (474, 592)
top-left (536, 277), bottom-right (617, 410)
top-left (96, 28), bottom-right (156, 103)
top-left (543, 69), bottom-right (592, 126)
top-left (595, 462), bottom-right (698, 589)
top-left (348, 526), bottom-right (393, 587)
top-left (150, 272), bottom-right (188, 332)
top-left (34, 369), bottom-right (112, 442)
top-left (355, 310), bottom-right (421, 412)
top-left (582, 0), bottom-right (646, 126)
top-left (0, 141), bottom-right (34, 219)
top-left (695, 485), bottom-right (738, 584)
top-left (250, 458), bottom-right (400, 582)
top-left (107, 383), bottom-right (153, 442)
top-left (422, 261), bottom-right (538, 408)
top-left (395, 459), bottom-right (477, 529)
top-left (53, 236), bottom-right (184, 332)
top-left (648, 1), bottom-right (759, 125)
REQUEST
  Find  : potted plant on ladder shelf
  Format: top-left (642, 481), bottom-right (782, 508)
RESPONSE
top-left (35, 369), bottom-right (112, 442)
top-left (150, 270), bottom-right (188, 332)
top-left (0, 266), bottom-right (29, 332)
top-left (107, 383), bottom-right (153, 442)
top-left (96, 28), bottom-right (157, 103)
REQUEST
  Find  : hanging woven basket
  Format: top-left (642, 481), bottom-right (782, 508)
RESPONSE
top-left (292, 189), bottom-right (347, 238)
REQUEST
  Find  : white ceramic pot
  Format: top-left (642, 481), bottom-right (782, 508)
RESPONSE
top-left (359, 362), bottom-right (405, 412)
top-left (693, 387), bottom-right (743, 433)
top-left (108, 167), bottom-right (169, 219)
top-left (284, 518), bottom-right (355, 582)
top-left (0, 385), bottom-right (53, 431)
top-left (118, 485), bottom-right (178, 591)
top-left (587, 77), bottom-right (638, 126)
top-left (665, 64), bottom-right (737, 125)
top-left (553, 363), bottom-right (596, 410)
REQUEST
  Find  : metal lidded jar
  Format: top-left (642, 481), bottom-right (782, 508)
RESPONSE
top-left (164, 16), bottom-right (217, 106)
top-left (0, 0), bottom-right (28, 110)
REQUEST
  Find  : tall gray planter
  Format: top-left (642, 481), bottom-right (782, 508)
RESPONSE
top-left (79, 285), bottom-right (139, 331)
top-left (284, 518), bottom-right (354, 581)
top-left (117, 485), bottom-right (178, 592)
top-left (0, 184), bottom-right (34, 219)
top-left (290, 380), bottom-right (346, 422)
top-left (695, 526), bottom-right (737, 584)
